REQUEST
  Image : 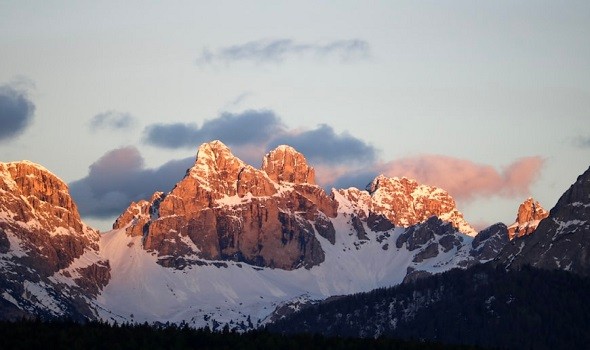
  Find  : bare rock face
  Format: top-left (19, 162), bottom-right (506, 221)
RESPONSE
top-left (470, 223), bottom-right (509, 262)
top-left (0, 161), bottom-right (110, 320)
top-left (507, 197), bottom-right (549, 239)
top-left (1, 161), bottom-right (85, 236)
top-left (498, 166), bottom-right (590, 276)
top-left (366, 175), bottom-right (476, 236)
top-left (396, 216), bottom-right (459, 252)
top-left (262, 145), bottom-right (315, 185)
top-left (115, 141), bottom-right (334, 270)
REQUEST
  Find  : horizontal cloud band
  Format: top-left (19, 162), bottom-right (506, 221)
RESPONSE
top-left (142, 110), bottom-right (377, 166)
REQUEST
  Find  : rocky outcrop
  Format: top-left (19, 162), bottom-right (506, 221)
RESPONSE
top-left (396, 216), bottom-right (462, 253)
top-left (0, 161), bottom-right (110, 320)
top-left (337, 175), bottom-right (476, 236)
top-left (0, 161), bottom-right (87, 238)
top-left (497, 166), bottom-right (590, 276)
top-left (368, 175), bottom-right (476, 236)
top-left (262, 145), bottom-right (315, 185)
top-left (507, 197), bottom-right (548, 239)
top-left (115, 141), bottom-right (334, 270)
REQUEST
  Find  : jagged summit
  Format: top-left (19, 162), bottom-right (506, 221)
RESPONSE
top-left (184, 140), bottom-right (248, 198)
top-left (507, 197), bottom-right (548, 239)
top-left (3, 159), bottom-right (55, 176)
top-left (114, 141), bottom-right (332, 270)
top-left (365, 174), bottom-right (477, 236)
top-left (262, 144), bottom-right (315, 185)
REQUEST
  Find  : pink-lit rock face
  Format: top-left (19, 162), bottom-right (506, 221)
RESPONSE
top-left (114, 140), bottom-right (481, 271)
top-left (262, 145), bottom-right (315, 185)
top-left (363, 175), bottom-right (476, 236)
top-left (114, 141), bottom-right (334, 270)
top-left (0, 161), bottom-right (110, 319)
top-left (0, 161), bottom-right (101, 272)
top-left (507, 197), bottom-right (549, 239)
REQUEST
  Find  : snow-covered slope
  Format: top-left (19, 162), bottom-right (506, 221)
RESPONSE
top-left (96, 209), bottom-right (481, 329)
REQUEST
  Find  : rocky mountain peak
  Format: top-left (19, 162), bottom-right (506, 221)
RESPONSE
top-left (187, 140), bottom-right (246, 192)
top-left (366, 175), bottom-right (476, 236)
top-left (262, 145), bottom-right (315, 185)
top-left (0, 161), bottom-right (109, 319)
top-left (366, 175), bottom-right (414, 195)
top-left (114, 142), bottom-right (332, 270)
top-left (555, 166), bottom-right (590, 208)
top-left (1, 161), bottom-right (84, 234)
top-left (507, 197), bottom-right (549, 239)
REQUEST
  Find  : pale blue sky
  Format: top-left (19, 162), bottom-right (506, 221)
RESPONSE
top-left (1, 1), bottom-right (589, 231)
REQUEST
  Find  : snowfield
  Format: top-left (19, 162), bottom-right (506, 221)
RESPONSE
top-left (95, 210), bottom-right (475, 329)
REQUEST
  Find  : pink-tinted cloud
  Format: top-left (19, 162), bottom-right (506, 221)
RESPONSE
top-left (501, 157), bottom-right (545, 196)
top-left (377, 155), bottom-right (544, 201)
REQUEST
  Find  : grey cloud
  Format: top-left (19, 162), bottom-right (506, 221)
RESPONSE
top-left (0, 83), bottom-right (35, 141)
top-left (89, 111), bottom-right (135, 131)
top-left (143, 109), bottom-right (285, 149)
top-left (69, 146), bottom-right (193, 219)
top-left (331, 169), bottom-right (380, 190)
top-left (269, 124), bottom-right (377, 165)
top-left (197, 38), bottom-right (369, 65)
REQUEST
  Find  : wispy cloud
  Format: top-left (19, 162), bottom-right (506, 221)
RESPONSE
top-left (0, 81), bottom-right (35, 142)
top-left (196, 38), bottom-right (370, 65)
top-left (89, 111), bottom-right (135, 131)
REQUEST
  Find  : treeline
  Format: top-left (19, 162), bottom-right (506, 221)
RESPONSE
top-left (0, 318), bottom-right (480, 350)
top-left (268, 264), bottom-right (590, 350)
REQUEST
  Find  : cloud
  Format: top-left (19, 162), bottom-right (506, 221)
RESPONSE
top-left (89, 111), bottom-right (135, 131)
top-left (377, 155), bottom-right (545, 200)
top-left (269, 124), bottom-right (377, 165)
top-left (0, 82), bottom-right (35, 141)
top-left (197, 38), bottom-right (370, 65)
top-left (69, 146), bottom-right (193, 219)
top-left (323, 167), bottom-right (379, 190)
top-left (143, 109), bottom-right (285, 150)
top-left (143, 110), bottom-right (376, 167)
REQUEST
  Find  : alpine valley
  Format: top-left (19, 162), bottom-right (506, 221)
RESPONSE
top-left (1, 141), bottom-right (589, 347)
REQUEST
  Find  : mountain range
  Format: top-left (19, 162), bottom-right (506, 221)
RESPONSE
top-left (1, 140), bottom-right (588, 345)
